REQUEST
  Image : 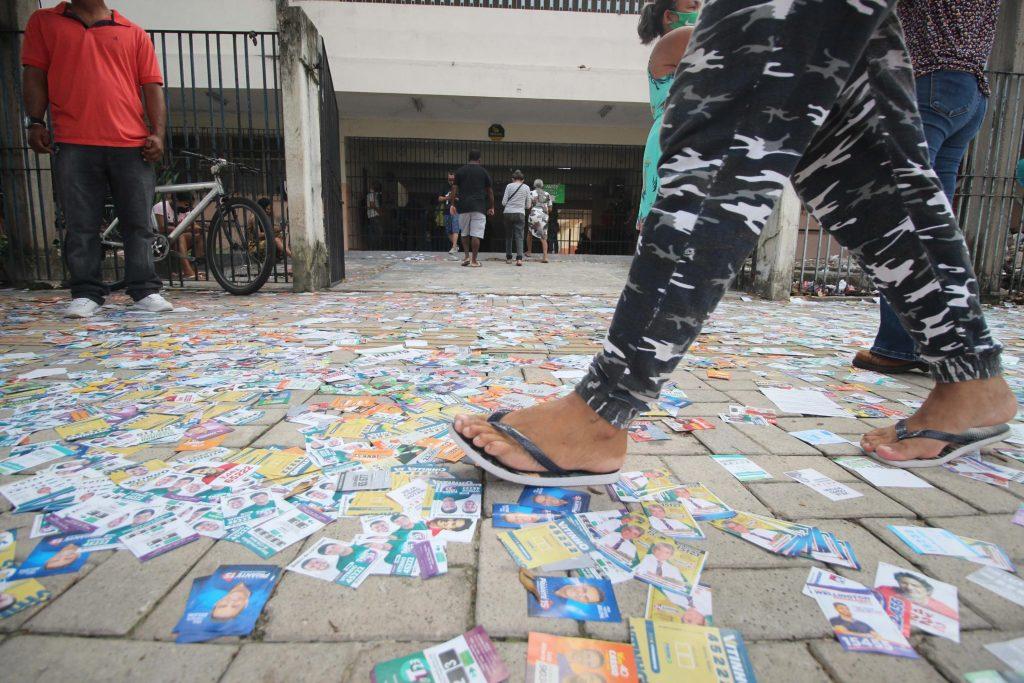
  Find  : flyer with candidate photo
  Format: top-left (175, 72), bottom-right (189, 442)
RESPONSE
top-left (430, 479), bottom-right (482, 518)
top-left (11, 535), bottom-right (92, 579)
top-left (372, 626), bottom-right (509, 683)
top-left (641, 501), bottom-right (704, 540)
top-left (498, 518), bottom-right (595, 571)
top-left (710, 511), bottom-right (810, 557)
top-left (526, 632), bottom-right (638, 682)
top-left (173, 564), bottom-right (280, 643)
top-left (628, 618), bottom-right (757, 683)
top-left (645, 584), bottom-right (713, 627)
top-left (874, 562), bottom-right (960, 643)
top-left (0, 578), bottom-right (50, 620)
top-left (492, 504), bottom-right (565, 529)
top-left (612, 469), bottom-right (679, 502)
top-left (521, 569), bottom-right (620, 622)
top-left (519, 486), bottom-right (590, 513)
top-left (0, 528), bottom-right (16, 580)
top-left (655, 483), bottom-right (734, 521)
top-left (631, 534), bottom-right (706, 598)
top-left (226, 507), bottom-right (325, 559)
top-left (286, 537), bottom-right (379, 589)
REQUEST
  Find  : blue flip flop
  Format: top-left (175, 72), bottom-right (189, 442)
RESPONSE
top-left (449, 410), bottom-right (622, 487)
top-left (869, 419), bottom-right (1010, 469)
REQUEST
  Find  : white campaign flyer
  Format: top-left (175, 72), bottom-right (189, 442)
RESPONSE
top-left (834, 456), bottom-right (932, 489)
top-left (785, 468), bottom-right (863, 501)
top-left (761, 387), bottom-right (854, 418)
top-left (874, 562), bottom-right (959, 643)
top-left (967, 566), bottom-right (1024, 609)
top-left (710, 454), bottom-right (771, 482)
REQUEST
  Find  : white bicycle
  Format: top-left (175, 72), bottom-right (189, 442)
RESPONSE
top-left (100, 151), bottom-right (275, 295)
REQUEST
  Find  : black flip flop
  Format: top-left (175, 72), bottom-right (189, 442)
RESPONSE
top-left (869, 419), bottom-right (1010, 469)
top-left (449, 410), bottom-right (622, 486)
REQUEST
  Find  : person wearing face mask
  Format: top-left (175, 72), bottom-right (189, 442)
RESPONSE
top-left (635, 0), bottom-right (700, 232)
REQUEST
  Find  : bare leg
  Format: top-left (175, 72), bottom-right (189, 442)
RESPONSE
top-left (540, 235), bottom-right (549, 263)
top-left (471, 237), bottom-right (481, 265)
top-left (178, 234), bottom-right (196, 278)
top-left (460, 235), bottom-right (470, 264)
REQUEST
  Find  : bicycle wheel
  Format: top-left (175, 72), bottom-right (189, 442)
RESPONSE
top-left (205, 196), bottom-right (275, 295)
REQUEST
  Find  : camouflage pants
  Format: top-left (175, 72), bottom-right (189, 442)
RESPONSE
top-left (577, 0), bottom-right (1002, 428)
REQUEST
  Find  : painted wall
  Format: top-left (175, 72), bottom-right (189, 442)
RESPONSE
top-left (343, 118), bottom-right (646, 146)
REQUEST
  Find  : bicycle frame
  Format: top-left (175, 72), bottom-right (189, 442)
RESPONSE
top-left (100, 165), bottom-right (226, 245)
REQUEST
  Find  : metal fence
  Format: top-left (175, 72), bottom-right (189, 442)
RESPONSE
top-left (0, 29), bottom-right (292, 288)
top-left (345, 137), bottom-right (644, 256)
top-left (792, 70), bottom-right (1024, 299)
top-left (331, 0), bottom-right (643, 13)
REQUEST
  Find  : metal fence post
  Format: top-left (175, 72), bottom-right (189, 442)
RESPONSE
top-left (278, 5), bottom-right (331, 291)
top-left (752, 182), bottom-right (800, 301)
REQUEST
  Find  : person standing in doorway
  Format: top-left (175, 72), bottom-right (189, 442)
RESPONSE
top-left (365, 182), bottom-right (382, 250)
top-left (852, 0), bottom-right (1003, 375)
top-left (451, 149), bottom-right (494, 268)
top-left (22, 0), bottom-right (173, 317)
top-left (547, 205), bottom-right (560, 255)
top-left (501, 170), bottom-right (531, 266)
top-left (438, 170), bottom-right (460, 257)
top-left (527, 179), bottom-right (553, 263)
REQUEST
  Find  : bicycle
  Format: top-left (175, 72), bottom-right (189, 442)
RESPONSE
top-left (100, 152), bottom-right (275, 295)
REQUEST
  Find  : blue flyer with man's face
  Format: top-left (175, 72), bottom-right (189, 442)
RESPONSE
top-left (173, 564), bottom-right (280, 643)
top-left (524, 572), bottom-right (621, 622)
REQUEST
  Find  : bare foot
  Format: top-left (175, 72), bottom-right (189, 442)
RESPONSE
top-left (861, 377), bottom-right (1016, 462)
top-left (453, 392), bottom-right (627, 474)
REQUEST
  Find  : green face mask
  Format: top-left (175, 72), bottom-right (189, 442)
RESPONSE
top-left (668, 10), bottom-right (699, 29)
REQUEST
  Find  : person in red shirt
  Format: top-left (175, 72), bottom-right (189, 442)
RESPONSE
top-left (22, 0), bottom-right (173, 317)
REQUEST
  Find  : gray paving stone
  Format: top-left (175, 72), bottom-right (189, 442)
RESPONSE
top-left (248, 421), bottom-right (305, 447)
top-left (872, 484), bottom-right (977, 518)
top-left (694, 525), bottom-right (815, 570)
top-left (918, 629), bottom-right (1024, 681)
top-left (263, 565), bottom-right (473, 641)
top-left (627, 433), bottom-right (710, 456)
top-left (700, 567), bottom-right (832, 640)
top-left (343, 640), bottom-right (433, 682)
top-left (0, 635), bottom-right (237, 683)
top-left (691, 420), bottom-right (771, 456)
top-left (745, 640), bottom-right (831, 683)
top-left (26, 538), bottom-right (211, 636)
top-left (134, 537), bottom-right (304, 641)
top-left (796, 517), bottom-right (910, 581)
top-left (732, 424), bottom-right (823, 456)
top-left (476, 526), bottom-right (579, 639)
top-left (676, 402), bottom-right (736, 418)
top-left (912, 466), bottom-right (1024, 514)
top-left (747, 455), bottom-right (859, 482)
top-left (662, 456), bottom-right (773, 516)
top-left (581, 575), bottom-right (648, 642)
top-left (763, 417), bottom-right (872, 435)
top-left (219, 424), bottom-right (271, 447)
top-left (808, 638), bottom-right (943, 682)
top-left (921, 514), bottom-right (1024, 561)
top-left (748, 482), bottom-right (913, 520)
top-left (220, 642), bottom-right (362, 683)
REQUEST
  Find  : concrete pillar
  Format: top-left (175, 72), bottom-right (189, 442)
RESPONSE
top-left (277, 3), bottom-right (331, 292)
top-left (752, 182), bottom-right (800, 301)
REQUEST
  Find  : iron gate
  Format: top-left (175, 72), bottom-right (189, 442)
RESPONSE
top-left (318, 39), bottom-right (345, 283)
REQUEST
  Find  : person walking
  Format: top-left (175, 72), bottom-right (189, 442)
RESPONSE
top-left (451, 150), bottom-right (494, 268)
top-left (22, 0), bottom-right (173, 317)
top-left (547, 205), bottom-right (560, 255)
top-left (852, 0), bottom-right (1003, 375)
top-left (636, 0), bottom-right (700, 232)
top-left (452, 0), bottom-right (1013, 485)
top-left (527, 179), bottom-right (553, 263)
top-left (365, 182), bottom-right (382, 250)
top-left (501, 170), bottom-right (531, 266)
top-left (438, 170), bottom-right (460, 257)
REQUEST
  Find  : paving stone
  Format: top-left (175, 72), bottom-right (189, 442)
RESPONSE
top-left (662, 457), bottom-right (773, 517)
top-left (248, 421), bottom-right (305, 447)
top-left (694, 525), bottom-right (815, 570)
top-left (0, 635), bottom-right (237, 683)
top-left (26, 538), bottom-right (212, 636)
top-left (263, 565), bottom-right (473, 641)
top-left (217, 424), bottom-right (270, 448)
top-left (220, 643), bottom-right (362, 683)
top-left (913, 466), bottom-right (1024, 514)
top-left (691, 420), bottom-right (770, 456)
top-left (918, 629), bottom-right (1024, 681)
top-left (748, 482), bottom-right (913, 520)
top-left (872, 484), bottom-right (977, 518)
top-left (627, 433), bottom-right (710, 456)
top-left (493, 640), bottom-right (529, 683)
top-left (476, 526), bottom-right (579, 639)
top-left (921, 515), bottom-right (1024, 561)
top-left (676, 402), bottom-right (736, 418)
top-left (807, 638), bottom-right (943, 682)
top-left (582, 575), bottom-right (648, 642)
top-left (134, 536), bottom-right (304, 641)
top-left (722, 390), bottom-right (800, 415)
top-left (700, 567), bottom-right (832, 640)
top-left (732, 424), bottom-right (823, 456)
top-left (747, 455), bottom-right (859, 482)
top-left (745, 640), bottom-right (831, 683)
top-left (344, 640), bottom-right (433, 682)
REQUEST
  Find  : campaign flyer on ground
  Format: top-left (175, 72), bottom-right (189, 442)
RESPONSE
top-left (526, 632), bottom-right (638, 682)
top-left (10, 535), bottom-right (92, 579)
top-left (641, 501), bottom-right (704, 540)
top-left (431, 479), bottom-right (483, 518)
top-left (372, 626), bottom-right (509, 683)
top-left (173, 565), bottom-right (280, 643)
top-left (655, 484), bottom-right (734, 521)
top-left (628, 618), bottom-right (757, 683)
top-left (0, 528), bottom-right (15, 580)
top-left (498, 517), bottom-right (596, 571)
top-left (519, 486), bottom-right (590, 513)
top-left (631, 534), bottom-right (707, 598)
top-left (645, 584), bottom-right (713, 626)
top-left (492, 504), bottom-right (565, 529)
top-left (802, 568), bottom-right (918, 659)
top-left (521, 569), bottom-right (620, 622)
top-left (0, 579), bottom-right (50, 619)
top-left (612, 469), bottom-right (680, 502)
top-left (874, 562), bottom-right (959, 642)
top-left (286, 537), bottom-right (379, 589)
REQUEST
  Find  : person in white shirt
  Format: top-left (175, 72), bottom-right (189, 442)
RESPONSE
top-left (152, 193), bottom-right (198, 278)
top-left (646, 504), bottom-right (695, 536)
top-left (636, 543), bottom-right (685, 585)
top-left (501, 170), bottom-right (532, 266)
top-left (597, 523), bottom-right (643, 564)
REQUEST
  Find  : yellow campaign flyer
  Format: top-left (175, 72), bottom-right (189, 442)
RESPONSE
top-left (55, 416), bottom-right (112, 441)
top-left (108, 459), bottom-right (171, 485)
top-left (628, 619), bottom-right (757, 683)
top-left (0, 579), bottom-right (51, 619)
top-left (496, 519), bottom-right (593, 571)
top-left (632, 532), bottom-right (707, 598)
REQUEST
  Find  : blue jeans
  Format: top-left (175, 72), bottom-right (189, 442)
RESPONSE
top-left (871, 70), bottom-right (988, 361)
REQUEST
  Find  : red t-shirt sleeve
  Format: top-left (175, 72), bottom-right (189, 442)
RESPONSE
top-left (135, 30), bottom-right (163, 86)
top-left (21, 12), bottom-right (50, 71)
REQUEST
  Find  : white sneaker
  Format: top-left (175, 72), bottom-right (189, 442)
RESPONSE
top-left (448, 246), bottom-right (458, 255)
top-left (133, 293), bottom-right (174, 313)
top-left (64, 298), bottom-right (100, 318)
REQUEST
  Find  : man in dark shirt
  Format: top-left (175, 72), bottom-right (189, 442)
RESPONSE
top-left (451, 150), bottom-right (494, 268)
top-left (828, 602), bottom-right (880, 638)
top-left (853, 0), bottom-right (1002, 375)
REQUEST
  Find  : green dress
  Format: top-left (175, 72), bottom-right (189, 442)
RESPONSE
top-left (637, 72), bottom-right (674, 229)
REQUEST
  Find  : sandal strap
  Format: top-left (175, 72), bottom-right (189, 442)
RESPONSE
top-left (894, 418), bottom-right (996, 446)
top-left (488, 411), bottom-right (570, 476)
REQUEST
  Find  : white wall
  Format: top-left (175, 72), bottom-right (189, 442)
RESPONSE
top-left (30, 0), bottom-right (277, 31)
top-left (344, 117), bottom-right (646, 146)
top-left (295, 1), bottom-right (649, 104)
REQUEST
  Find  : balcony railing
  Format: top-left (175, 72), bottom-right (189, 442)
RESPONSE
top-left (330, 0), bottom-right (644, 14)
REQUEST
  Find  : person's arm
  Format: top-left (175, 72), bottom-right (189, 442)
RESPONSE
top-left (648, 26), bottom-right (694, 78)
top-left (449, 184), bottom-right (459, 215)
top-left (141, 83), bottom-right (165, 162)
top-left (22, 66), bottom-right (51, 154)
top-left (486, 186), bottom-right (495, 216)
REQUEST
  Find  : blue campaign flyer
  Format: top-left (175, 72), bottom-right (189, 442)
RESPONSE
top-left (10, 535), bottom-right (91, 580)
top-left (518, 486), bottom-right (590, 514)
top-left (524, 572), bottom-right (621, 622)
top-left (173, 564), bottom-right (280, 643)
top-left (491, 504), bottom-right (565, 529)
